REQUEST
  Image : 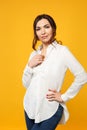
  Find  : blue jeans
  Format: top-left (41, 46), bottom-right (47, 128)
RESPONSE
top-left (24, 104), bottom-right (63, 130)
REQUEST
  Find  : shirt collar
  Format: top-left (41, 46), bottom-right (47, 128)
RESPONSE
top-left (37, 40), bottom-right (58, 51)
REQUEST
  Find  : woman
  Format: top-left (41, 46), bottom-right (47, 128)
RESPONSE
top-left (22, 14), bottom-right (87, 130)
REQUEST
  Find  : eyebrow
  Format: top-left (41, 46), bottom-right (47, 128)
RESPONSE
top-left (36, 24), bottom-right (50, 28)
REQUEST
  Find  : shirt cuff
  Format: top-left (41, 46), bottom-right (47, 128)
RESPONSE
top-left (25, 64), bottom-right (33, 74)
top-left (61, 94), bottom-right (68, 102)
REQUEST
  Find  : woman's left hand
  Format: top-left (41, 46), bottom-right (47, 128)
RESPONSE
top-left (46, 89), bottom-right (63, 103)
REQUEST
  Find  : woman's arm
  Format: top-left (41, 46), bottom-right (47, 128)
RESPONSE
top-left (22, 51), bottom-right (36, 88)
top-left (22, 51), bottom-right (44, 88)
top-left (22, 64), bottom-right (33, 89)
top-left (61, 47), bottom-right (87, 102)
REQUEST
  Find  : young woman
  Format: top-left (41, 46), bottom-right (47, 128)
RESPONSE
top-left (22, 14), bottom-right (87, 130)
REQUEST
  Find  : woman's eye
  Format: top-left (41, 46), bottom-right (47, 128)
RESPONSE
top-left (45, 25), bottom-right (50, 28)
top-left (36, 25), bottom-right (50, 31)
top-left (36, 28), bottom-right (40, 31)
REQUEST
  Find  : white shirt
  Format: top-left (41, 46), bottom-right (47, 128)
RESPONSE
top-left (22, 40), bottom-right (87, 124)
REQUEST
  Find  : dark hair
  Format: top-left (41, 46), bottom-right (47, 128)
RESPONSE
top-left (32, 14), bottom-right (57, 50)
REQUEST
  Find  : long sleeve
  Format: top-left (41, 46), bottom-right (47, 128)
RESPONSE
top-left (61, 47), bottom-right (87, 102)
top-left (22, 51), bottom-right (36, 88)
top-left (22, 65), bottom-right (33, 88)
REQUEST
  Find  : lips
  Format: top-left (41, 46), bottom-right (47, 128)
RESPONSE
top-left (41, 36), bottom-right (48, 39)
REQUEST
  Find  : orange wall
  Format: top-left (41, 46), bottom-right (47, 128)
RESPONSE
top-left (0, 0), bottom-right (87, 130)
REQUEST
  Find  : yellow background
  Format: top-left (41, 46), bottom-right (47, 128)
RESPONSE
top-left (0, 0), bottom-right (87, 130)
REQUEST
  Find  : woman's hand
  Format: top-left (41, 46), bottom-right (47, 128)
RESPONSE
top-left (28, 54), bottom-right (44, 68)
top-left (46, 89), bottom-right (64, 103)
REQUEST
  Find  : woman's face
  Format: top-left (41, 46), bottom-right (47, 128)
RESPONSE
top-left (35, 18), bottom-right (54, 44)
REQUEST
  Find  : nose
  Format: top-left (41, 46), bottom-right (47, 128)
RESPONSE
top-left (41, 28), bottom-right (46, 35)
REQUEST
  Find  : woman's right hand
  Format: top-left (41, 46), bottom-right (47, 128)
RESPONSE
top-left (28, 54), bottom-right (44, 68)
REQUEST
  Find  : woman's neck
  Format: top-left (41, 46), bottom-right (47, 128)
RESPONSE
top-left (41, 43), bottom-right (49, 57)
top-left (41, 39), bottom-right (55, 56)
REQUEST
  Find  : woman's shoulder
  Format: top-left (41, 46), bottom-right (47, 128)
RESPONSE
top-left (54, 40), bottom-right (68, 51)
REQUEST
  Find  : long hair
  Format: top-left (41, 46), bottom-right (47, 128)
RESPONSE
top-left (32, 14), bottom-right (61, 50)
